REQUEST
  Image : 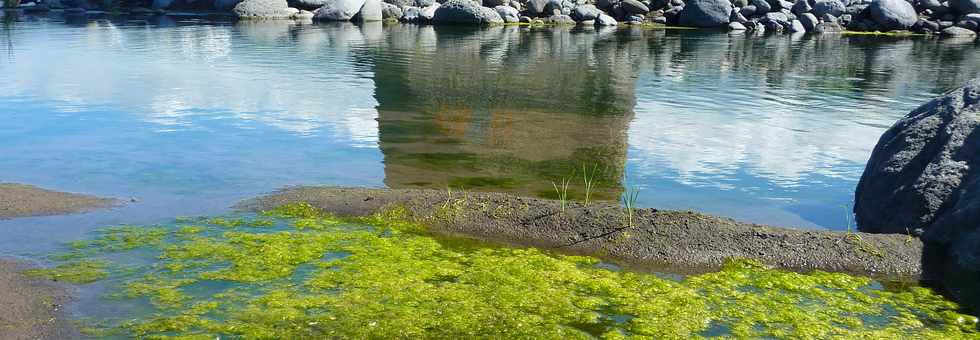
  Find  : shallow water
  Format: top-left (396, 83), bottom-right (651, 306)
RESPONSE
top-left (2, 12), bottom-right (980, 258)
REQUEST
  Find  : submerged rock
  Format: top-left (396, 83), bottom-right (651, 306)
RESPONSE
top-left (432, 0), bottom-right (503, 24)
top-left (855, 78), bottom-right (980, 313)
top-left (678, 0), bottom-right (732, 27)
top-left (869, 0), bottom-right (917, 30)
top-left (942, 25), bottom-right (978, 36)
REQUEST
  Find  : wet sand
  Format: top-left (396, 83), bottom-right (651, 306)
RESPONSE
top-left (245, 186), bottom-right (925, 280)
top-left (0, 183), bottom-right (116, 220)
top-left (0, 259), bottom-right (78, 340)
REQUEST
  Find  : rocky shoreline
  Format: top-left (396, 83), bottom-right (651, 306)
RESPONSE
top-left (244, 186), bottom-right (926, 280)
top-left (6, 0), bottom-right (980, 39)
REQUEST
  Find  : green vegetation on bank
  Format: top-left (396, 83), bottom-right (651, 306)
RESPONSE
top-left (35, 203), bottom-right (979, 338)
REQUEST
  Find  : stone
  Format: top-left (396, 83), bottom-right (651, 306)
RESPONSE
top-left (597, 0), bottom-right (618, 9)
top-left (520, 15), bottom-right (532, 22)
top-left (729, 20), bottom-right (747, 29)
top-left (432, 0), bottom-right (503, 24)
top-left (799, 11), bottom-right (818, 29)
top-left (811, 0), bottom-right (844, 17)
top-left (621, 0), bottom-right (650, 13)
top-left (750, 0), bottom-right (771, 12)
top-left (821, 12), bottom-right (837, 23)
top-left (678, 0), bottom-right (733, 26)
top-left (949, 0), bottom-right (980, 14)
top-left (546, 13), bottom-right (577, 23)
top-left (401, 5), bottom-right (421, 21)
top-left (960, 13), bottom-right (980, 29)
top-left (291, 0), bottom-right (328, 10)
top-left (814, 20), bottom-right (843, 31)
top-left (869, 0), bottom-right (918, 30)
top-left (355, 0), bottom-right (382, 20)
top-left (789, 18), bottom-right (805, 30)
top-left (854, 79), bottom-right (980, 311)
top-left (381, 2), bottom-right (403, 19)
top-left (596, 12), bottom-right (618, 24)
top-left (234, 0), bottom-right (296, 18)
top-left (482, 0), bottom-right (505, 6)
top-left (791, 0), bottom-right (812, 14)
top-left (571, 4), bottom-right (601, 20)
top-left (740, 4), bottom-right (757, 16)
top-left (942, 25), bottom-right (978, 35)
top-left (731, 9), bottom-right (748, 22)
top-left (314, 0), bottom-right (367, 20)
top-left (420, 3), bottom-right (439, 19)
top-left (415, 0), bottom-right (433, 6)
top-left (495, 4), bottom-right (519, 21)
top-left (527, 0), bottom-right (549, 15)
top-left (777, 0), bottom-right (793, 10)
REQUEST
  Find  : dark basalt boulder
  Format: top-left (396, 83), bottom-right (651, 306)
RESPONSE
top-left (869, 0), bottom-right (917, 30)
top-left (855, 78), bottom-right (980, 313)
top-left (677, 0), bottom-right (732, 26)
top-left (950, 0), bottom-right (980, 14)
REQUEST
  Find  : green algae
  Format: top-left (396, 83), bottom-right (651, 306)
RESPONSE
top-left (25, 260), bottom-right (108, 284)
top-left (43, 203), bottom-right (978, 338)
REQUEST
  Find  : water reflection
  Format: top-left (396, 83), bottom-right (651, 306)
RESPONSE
top-left (1, 15), bottom-right (979, 230)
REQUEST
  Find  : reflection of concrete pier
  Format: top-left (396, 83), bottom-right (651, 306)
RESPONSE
top-left (372, 26), bottom-right (638, 200)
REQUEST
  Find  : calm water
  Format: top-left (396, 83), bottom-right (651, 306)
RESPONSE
top-left (2, 12), bottom-right (980, 257)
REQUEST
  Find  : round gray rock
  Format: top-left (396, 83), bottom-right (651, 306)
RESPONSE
top-left (314, 0), bottom-right (368, 20)
top-left (621, 0), bottom-right (650, 13)
top-left (495, 4), bottom-right (519, 21)
top-left (869, 0), bottom-right (917, 30)
top-left (233, 0), bottom-right (295, 18)
top-left (571, 3), bottom-right (601, 20)
top-left (595, 12), bottom-right (618, 25)
top-left (811, 0), bottom-right (844, 17)
top-left (799, 12), bottom-right (818, 30)
top-left (432, 0), bottom-right (503, 24)
top-left (678, 0), bottom-right (732, 26)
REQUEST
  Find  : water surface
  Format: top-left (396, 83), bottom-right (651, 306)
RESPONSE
top-left (2, 12), bottom-right (980, 256)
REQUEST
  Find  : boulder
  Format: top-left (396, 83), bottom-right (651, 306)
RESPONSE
top-left (789, 18), bottom-right (805, 30)
top-left (383, 0), bottom-right (412, 6)
top-left (571, 3), bottom-right (601, 20)
top-left (482, 0), bottom-right (505, 6)
top-left (420, 3), bottom-right (439, 19)
top-left (415, 0), bottom-right (433, 6)
top-left (495, 4), bottom-right (519, 21)
top-left (381, 2), bottom-right (403, 18)
top-left (854, 79), bottom-right (980, 312)
top-left (597, 0), bottom-right (617, 9)
top-left (546, 13), bottom-right (577, 23)
top-left (791, 0), bottom-right (812, 14)
top-left (291, 0), bottom-right (328, 10)
top-left (942, 25), bottom-right (978, 35)
top-left (740, 4), bottom-right (757, 16)
top-left (811, 0), bottom-right (844, 17)
top-left (678, 0), bottom-right (732, 26)
top-left (527, 0), bottom-right (548, 15)
top-left (729, 20), bottom-right (747, 29)
top-left (949, 0), bottom-right (980, 14)
top-left (314, 0), bottom-right (367, 20)
top-left (595, 12), bottom-right (618, 24)
top-left (799, 12), bottom-right (818, 29)
top-left (869, 0), bottom-right (917, 30)
top-left (750, 0), bottom-right (771, 13)
top-left (355, 0), bottom-right (382, 20)
top-left (814, 21), bottom-right (843, 31)
top-left (621, 0), bottom-right (650, 13)
top-left (432, 0), bottom-right (503, 24)
top-left (233, 0), bottom-right (297, 18)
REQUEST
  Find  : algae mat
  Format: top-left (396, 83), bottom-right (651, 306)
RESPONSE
top-left (29, 203), bottom-right (979, 338)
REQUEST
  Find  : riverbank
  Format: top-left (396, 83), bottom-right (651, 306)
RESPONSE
top-left (0, 183), bottom-right (116, 220)
top-left (6, 0), bottom-right (980, 39)
top-left (0, 259), bottom-right (78, 340)
top-left (244, 186), bottom-right (925, 279)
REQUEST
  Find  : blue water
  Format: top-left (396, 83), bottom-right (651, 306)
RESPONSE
top-left (2, 12), bottom-right (980, 257)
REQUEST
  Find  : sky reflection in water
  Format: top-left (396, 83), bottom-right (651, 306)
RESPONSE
top-left (1, 14), bottom-right (980, 256)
